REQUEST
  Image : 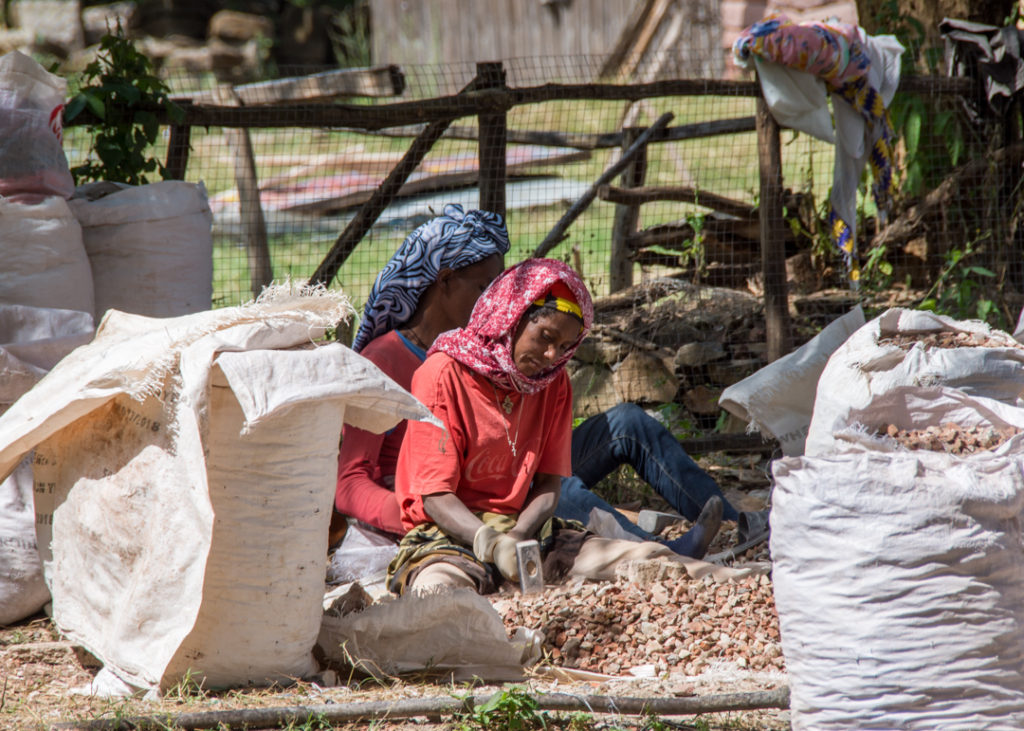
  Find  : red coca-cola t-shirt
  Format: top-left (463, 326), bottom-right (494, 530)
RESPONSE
top-left (396, 351), bottom-right (573, 531)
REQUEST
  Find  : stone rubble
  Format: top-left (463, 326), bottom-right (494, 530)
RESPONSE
top-left (877, 330), bottom-right (1023, 351)
top-left (493, 569), bottom-right (782, 677)
top-left (882, 422), bottom-right (1021, 454)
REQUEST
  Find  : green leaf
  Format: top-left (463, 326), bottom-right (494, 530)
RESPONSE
top-left (84, 93), bottom-right (106, 120)
top-left (166, 100), bottom-right (186, 124)
top-left (64, 95), bottom-right (87, 121)
top-left (903, 103), bottom-right (923, 157)
top-left (947, 133), bottom-right (964, 167)
top-left (903, 161), bottom-right (923, 197)
top-left (966, 266), bottom-right (996, 278)
top-left (136, 110), bottom-right (158, 142)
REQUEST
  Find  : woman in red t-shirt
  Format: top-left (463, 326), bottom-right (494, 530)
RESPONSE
top-left (388, 259), bottom-right (723, 595)
top-left (335, 204), bottom-right (509, 538)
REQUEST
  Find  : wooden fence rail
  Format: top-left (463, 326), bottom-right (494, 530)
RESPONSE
top-left (63, 76), bottom-right (970, 132)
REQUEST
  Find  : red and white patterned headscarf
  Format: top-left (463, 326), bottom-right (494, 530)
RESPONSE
top-left (430, 258), bottom-right (593, 394)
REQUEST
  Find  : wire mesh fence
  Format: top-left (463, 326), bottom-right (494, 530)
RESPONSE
top-left (57, 44), bottom-right (1024, 426)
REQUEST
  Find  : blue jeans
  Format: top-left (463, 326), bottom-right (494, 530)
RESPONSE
top-left (554, 403), bottom-right (739, 540)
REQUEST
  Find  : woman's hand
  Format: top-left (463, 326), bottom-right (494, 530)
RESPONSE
top-left (472, 525), bottom-right (520, 581)
top-left (423, 493), bottom-right (522, 581)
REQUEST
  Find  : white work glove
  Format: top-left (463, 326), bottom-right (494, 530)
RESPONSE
top-left (473, 525), bottom-right (520, 582)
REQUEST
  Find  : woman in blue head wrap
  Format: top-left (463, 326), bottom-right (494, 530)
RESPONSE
top-left (352, 203), bottom-right (510, 353)
top-left (336, 204), bottom-right (509, 539)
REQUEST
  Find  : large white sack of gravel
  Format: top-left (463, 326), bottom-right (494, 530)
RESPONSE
top-left (69, 181), bottom-right (213, 320)
top-left (772, 443), bottom-right (1024, 730)
top-left (0, 285), bottom-right (438, 691)
top-left (0, 196), bottom-right (94, 314)
top-left (0, 304), bottom-right (94, 625)
top-left (805, 308), bottom-right (1024, 457)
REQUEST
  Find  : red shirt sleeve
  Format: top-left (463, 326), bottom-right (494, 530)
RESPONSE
top-left (335, 425), bottom-right (405, 536)
top-left (334, 331), bottom-right (423, 537)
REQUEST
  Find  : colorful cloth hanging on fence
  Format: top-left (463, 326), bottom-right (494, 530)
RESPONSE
top-left (734, 14), bottom-right (904, 287)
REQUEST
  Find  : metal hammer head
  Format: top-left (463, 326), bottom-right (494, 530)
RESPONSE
top-left (515, 539), bottom-right (544, 594)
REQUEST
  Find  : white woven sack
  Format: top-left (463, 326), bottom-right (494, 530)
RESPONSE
top-left (805, 308), bottom-right (1024, 456)
top-left (0, 456), bottom-right (50, 624)
top-left (833, 386), bottom-right (1024, 456)
top-left (0, 197), bottom-right (94, 314)
top-left (0, 304), bottom-right (93, 625)
top-left (0, 286), bottom-right (437, 691)
top-left (68, 181), bottom-right (213, 319)
top-left (772, 448), bottom-right (1024, 730)
top-left (0, 51), bottom-right (74, 202)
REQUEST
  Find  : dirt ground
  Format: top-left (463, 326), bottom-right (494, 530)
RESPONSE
top-left (1, 452), bottom-right (786, 731)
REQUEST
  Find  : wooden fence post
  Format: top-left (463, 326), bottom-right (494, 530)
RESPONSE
top-left (756, 96), bottom-right (790, 361)
top-left (476, 61), bottom-right (507, 219)
top-left (164, 122), bottom-right (191, 181)
top-left (214, 86), bottom-right (273, 299)
top-left (609, 126), bottom-right (647, 292)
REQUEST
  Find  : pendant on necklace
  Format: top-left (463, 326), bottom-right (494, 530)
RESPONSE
top-left (501, 394), bottom-right (514, 414)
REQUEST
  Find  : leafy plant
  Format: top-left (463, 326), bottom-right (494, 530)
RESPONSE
top-left (65, 26), bottom-right (184, 185)
top-left (678, 211), bottom-right (707, 278)
top-left (562, 711), bottom-right (596, 730)
top-left (872, 0), bottom-right (968, 198)
top-left (860, 241), bottom-right (894, 291)
top-left (917, 237), bottom-right (1006, 328)
top-left (328, 0), bottom-right (371, 68)
top-left (456, 686), bottom-right (550, 731)
top-left (655, 402), bottom-right (700, 440)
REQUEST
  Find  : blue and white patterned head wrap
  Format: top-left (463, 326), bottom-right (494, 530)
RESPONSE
top-left (351, 203), bottom-right (510, 353)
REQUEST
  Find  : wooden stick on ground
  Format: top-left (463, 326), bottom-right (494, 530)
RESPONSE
top-left (55, 688), bottom-right (790, 730)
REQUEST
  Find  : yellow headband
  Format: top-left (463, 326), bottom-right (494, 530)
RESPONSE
top-left (533, 295), bottom-right (583, 321)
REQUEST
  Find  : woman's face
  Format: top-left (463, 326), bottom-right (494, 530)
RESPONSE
top-left (440, 254), bottom-right (504, 329)
top-left (512, 309), bottom-right (582, 377)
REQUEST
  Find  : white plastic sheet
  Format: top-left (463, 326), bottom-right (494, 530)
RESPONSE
top-left (720, 306), bottom-right (864, 455)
